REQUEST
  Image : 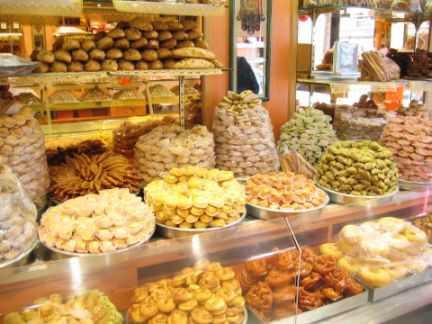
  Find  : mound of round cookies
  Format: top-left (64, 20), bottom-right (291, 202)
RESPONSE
top-left (0, 164), bottom-right (37, 266)
top-left (278, 108), bottom-right (337, 167)
top-left (245, 172), bottom-right (327, 210)
top-left (144, 166), bottom-right (245, 229)
top-left (317, 140), bottom-right (398, 196)
top-left (0, 105), bottom-right (49, 208)
top-left (320, 217), bottom-right (432, 288)
top-left (380, 116), bottom-right (432, 182)
top-left (39, 188), bottom-right (155, 254)
top-left (128, 260), bottom-right (245, 324)
top-left (135, 124), bottom-right (215, 184)
top-left (213, 90), bottom-right (279, 178)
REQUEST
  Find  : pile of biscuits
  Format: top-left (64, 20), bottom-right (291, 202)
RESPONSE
top-left (33, 16), bottom-right (221, 72)
top-left (320, 217), bottom-right (431, 288)
top-left (128, 260), bottom-right (245, 324)
top-left (134, 124), bottom-right (215, 184)
top-left (0, 105), bottom-right (49, 208)
top-left (380, 116), bottom-right (432, 182)
top-left (5, 290), bottom-right (123, 324)
top-left (144, 166), bottom-right (245, 229)
top-left (0, 164), bottom-right (37, 265)
top-left (39, 188), bottom-right (155, 254)
top-left (49, 151), bottom-right (142, 202)
top-left (316, 141), bottom-right (398, 196)
top-left (113, 116), bottom-right (176, 158)
top-left (213, 91), bottom-right (279, 178)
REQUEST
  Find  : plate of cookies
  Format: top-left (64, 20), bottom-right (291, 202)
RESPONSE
top-left (144, 166), bottom-right (247, 238)
top-left (245, 172), bottom-right (329, 220)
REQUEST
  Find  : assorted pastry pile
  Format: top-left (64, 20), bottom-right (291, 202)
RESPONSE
top-left (213, 91), bottom-right (279, 178)
top-left (320, 217), bottom-right (432, 287)
top-left (134, 124), bottom-right (215, 184)
top-left (49, 151), bottom-right (141, 202)
top-left (316, 141), bottom-right (398, 196)
top-left (380, 116), bottom-right (432, 182)
top-left (245, 172), bottom-right (327, 210)
top-left (414, 215), bottom-right (432, 243)
top-left (0, 105), bottom-right (49, 208)
top-left (39, 188), bottom-right (155, 254)
top-left (303, 0), bottom-right (422, 11)
top-left (0, 165), bottom-right (37, 265)
top-left (49, 90), bottom-right (79, 103)
top-left (396, 100), bottom-right (428, 118)
top-left (278, 108), bottom-right (337, 167)
top-left (32, 16), bottom-right (221, 72)
top-left (359, 51), bottom-right (400, 81)
top-left (128, 260), bottom-right (245, 324)
top-left (333, 95), bottom-right (387, 141)
top-left (45, 132), bottom-right (112, 153)
top-left (240, 248), bottom-right (364, 321)
top-left (144, 166), bottom-right (245, 229)
top-left (113, 116), bottom-right (176, 158)
top-left (149, 84), bottom-right (176, 98)
top-left (387, 49), bottom-right (432, 79)
top-left (5, 290), bottom-right (122, 324)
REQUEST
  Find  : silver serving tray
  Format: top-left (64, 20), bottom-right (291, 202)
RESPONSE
top-left (38, 225), bottom-right (155, 260)
top-left (316, 183), bottom-right (399, 206)
top-left (0, 54), bottom-right (40, 76)
top-left (362, 267), bottom-right (432, 303)
top-left (246, 190), bottom-right (329, 220)
top-left (247, 288), bottom-right (368, 324)
top-left (157, 210), bottom-right (247, 238)
top-left (398, 179), bottom-right (432, 191)
top-left (0, 240), bottom-right (37, 269)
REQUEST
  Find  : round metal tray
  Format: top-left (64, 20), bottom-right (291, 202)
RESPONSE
top-left (0, 240), bottom-right (37, 269)
top-left (246, 189), bottom-right (329, 220)
top-left (316, 183), bottom-right (399, 206)
top-left (157, 210), bottom-right (247, 238)
top-left (399, 179), bottom-right (432, 191)
top-left (38, 225), bottom-right (155, 259)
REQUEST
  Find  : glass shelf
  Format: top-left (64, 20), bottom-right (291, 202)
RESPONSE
top-left (297, 78), bottom-right (432, 94)
top-left (0, 69), bottom-right (223, 87)
top-left (299, 4), bottom-right (432, 23)
top-left (112, 0), bottom-right (225, 17)
top-left (0, 0), bottom-right (83, 18)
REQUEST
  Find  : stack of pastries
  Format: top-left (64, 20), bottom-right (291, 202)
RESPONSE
top-left (49, 151), bottom-right (142, 202)
top-left (144, 166), bottom-right (245, 229)
top-left (39, 188), bottom-right (155, 254)
top-left (32, 16), bottom-right (220, 73)
top-left (134, 125), bottom-right (215, 184)
top-left (128, 260), bottom-right (245, 324)
top-left (239, 248), bottom-right (363, 321)
top-left (320, 217), bottom-right (432, 287)
top-left (245, 172), bottom-right (327, 210)
top-left (5, 291), bottom-right (122, 324)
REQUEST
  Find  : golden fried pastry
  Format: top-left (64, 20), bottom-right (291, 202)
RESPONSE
top-left (131, 37), bottom-right (148, 49)
top-left (114, 38), bottom-right (130, 50)
top-left (54, 49), bottom-right (72, 63)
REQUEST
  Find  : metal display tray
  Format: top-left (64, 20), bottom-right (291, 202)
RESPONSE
top-left (246, 191), bottom-right (329, 220)
top-left (364, 267), bottom-right (432, 303)
top-left (316, 183), bottom-right (399, 206)
top-left (38, 225), bottom-right (155, 260)
top-left (248, 289), bottom-right (368, 324)
top-left (399, 179), bottom-right (432, 191)
top-left (156, 210), bottom-right (247, 238)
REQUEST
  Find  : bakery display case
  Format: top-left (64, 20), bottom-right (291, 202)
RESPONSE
top-left (0, 189), bottom-right (431, 323)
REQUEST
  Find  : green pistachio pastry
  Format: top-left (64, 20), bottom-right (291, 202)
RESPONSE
top-left (316, 141), bottom-right (398, 196)
top-left (278, 108), bottom-right (337, 167)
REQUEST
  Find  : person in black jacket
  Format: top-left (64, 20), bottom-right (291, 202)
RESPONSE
top-left (237, 56), bottom-right (260, 94)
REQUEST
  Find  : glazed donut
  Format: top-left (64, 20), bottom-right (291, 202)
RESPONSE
top-left (358, 268), bottom-right (392, 288)
top-left (244, 259), bottom-right (268, 278)
top-left (378, 217), bottom-right (407, 233)
top-left (340, 224), bottom-right (364, 244)
top-left (264, 269), bottom-right (295, 288)
top-left (384, 264), bottom-right (407, 280)
top-left (337, 256), bottom-right (362, 274)
top-left (402, 227), bottom-right (428, 244)
top-left (389, 233), bottom-right (410, 251)
top-left (319, 243), bottom-right (343, 260)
